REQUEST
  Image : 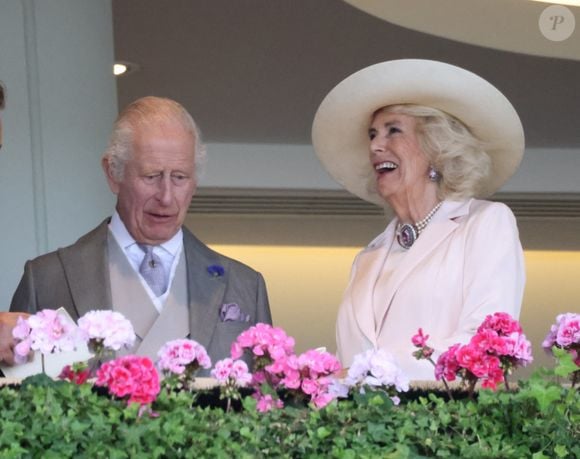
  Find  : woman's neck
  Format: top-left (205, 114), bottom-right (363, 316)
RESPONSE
top-left (388, 188), bottom-right (440, 224)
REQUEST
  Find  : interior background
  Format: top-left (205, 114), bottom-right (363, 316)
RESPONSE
top-left (1, 0), bottom-right (579, 377)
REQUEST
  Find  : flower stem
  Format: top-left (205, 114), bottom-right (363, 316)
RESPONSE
top-left (504, 373), bottom-right (511, 391)
top-left (427, 357), bottom-right (454, 401)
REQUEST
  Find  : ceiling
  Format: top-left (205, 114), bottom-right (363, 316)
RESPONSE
top-left (112, 0), bottom-right (580, 149)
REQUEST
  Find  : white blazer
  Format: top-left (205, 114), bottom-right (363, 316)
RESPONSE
top-left (336, 199), bottom-right (525, 380)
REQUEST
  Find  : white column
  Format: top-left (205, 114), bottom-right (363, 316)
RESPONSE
top-left (0, 0), bottom-right (117, 308)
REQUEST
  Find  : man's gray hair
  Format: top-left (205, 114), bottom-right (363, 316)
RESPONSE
top-left (103, 96), bottom-right (207, 182)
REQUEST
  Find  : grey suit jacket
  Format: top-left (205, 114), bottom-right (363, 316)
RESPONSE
top-left (9, 219), bottom-right (272, 369)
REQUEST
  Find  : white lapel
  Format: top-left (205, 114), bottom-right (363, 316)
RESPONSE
top-left (348, 221), bottom-right (397, 348)
top-left (374, 200), bottom-right (473, 336)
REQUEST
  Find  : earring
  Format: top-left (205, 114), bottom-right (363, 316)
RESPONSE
top-left (428, 166), bottom-right (441, 182)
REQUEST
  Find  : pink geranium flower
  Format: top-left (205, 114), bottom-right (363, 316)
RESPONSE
top-left (478, 312), bottom-right (522, 335)
top-left (254, 392), bottom-right (284, 413)
top-left (435, 343), bottom-right (462, 382)
top-left (211, 358), bottom-right (253, 412)
top-left (12, 309), bottom-right (79, 364)
top-left (230, 324), bottom-right (341, 410)
top-left (412, 328), bottom-right (430, 347)
top-left (432, 313), bottom-right (532, 393)
top-left (543, 313), bottom-right (580, 385)
top-left (230, 323), bottom-right (295, 365)
top-left (278, 349), bottom-right (342, 408)
top-left (77, 310), bottom-right (136, 352)
top-left (211, 358), bottom-right (252, 387)
top-left (411, 328), bottom-right (435, 359)
top-left (95, 355), bottom-right (160, 405)
top-left (157, 338), bottom-right (211, 379)
top-left (543, 313), bottom-right (580, 351)
top-left (59, 364), bottom-right (90, 385)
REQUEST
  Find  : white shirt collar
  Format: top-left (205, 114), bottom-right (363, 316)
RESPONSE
top-left (109, 210), bottom-right (183, 255)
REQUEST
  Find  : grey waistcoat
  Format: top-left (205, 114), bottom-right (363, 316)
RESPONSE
top-left (107, 232), bottom-right (190, 360)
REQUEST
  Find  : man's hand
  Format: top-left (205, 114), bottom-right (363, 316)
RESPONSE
top-left (0, 312), bottom-right (29, 366)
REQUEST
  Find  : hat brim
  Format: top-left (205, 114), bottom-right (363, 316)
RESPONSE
top-left (311, 59), bottom-right (525, 206)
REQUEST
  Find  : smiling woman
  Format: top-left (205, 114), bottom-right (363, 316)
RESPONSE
top-left (312, 59), bottom-right (527, 379)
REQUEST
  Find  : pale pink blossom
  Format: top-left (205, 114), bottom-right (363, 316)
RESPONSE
top-left (505, 332), bottom-right (533, 364)
top-left (12, 309), bottom-right (79, 363)
top-left (231, 359), bottom-right (252, 383)
top-left (211, 358), bottom-right (252, 387)
top-left (157, 339), bottom-right (211, 376)
top-left (542, 313), bottom-right (580, 369)
top-left (311, 392), bottom-right (334, 408)
top-left (77, 310), bottom-right (136, 351)
top-left (552, 313), bottom-right (579, 348)
top-left (254, 392), bottom-right (284, 412)
top-left (230, 323), bottom-right (295, 363)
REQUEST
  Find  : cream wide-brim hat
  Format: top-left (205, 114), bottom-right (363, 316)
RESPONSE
top-left (311, 59), bottom-right (525, 206)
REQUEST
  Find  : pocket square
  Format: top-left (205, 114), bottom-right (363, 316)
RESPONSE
top-left (220, 303), bottom-right (250, 322)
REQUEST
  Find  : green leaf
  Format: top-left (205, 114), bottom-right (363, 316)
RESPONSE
top-left (316, 426), bottom-right (331, 439)
top-left (552, 347), bottom-right (578, 377)
top-left (528, 381), bottom-right (563, 412)
top-left (239, 426), bottom-right (252, 438)
top-left (554, 444), bottom-right (568, 458)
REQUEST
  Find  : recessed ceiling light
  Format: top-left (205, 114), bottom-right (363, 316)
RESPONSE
top-left (113, 61), bottom-right (139, 77)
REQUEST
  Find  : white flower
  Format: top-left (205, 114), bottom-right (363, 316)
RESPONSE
top-left (78, 310), bottom-right (136, 351)
top-left (345, 349), bottom-right (409, 394)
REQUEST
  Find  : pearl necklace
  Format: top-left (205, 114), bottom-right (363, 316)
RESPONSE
top-left (396, 202), bottom-right (443, 249)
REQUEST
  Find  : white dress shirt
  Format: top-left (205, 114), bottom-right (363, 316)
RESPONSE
top-left (108, 211), bottom-right (183, 312)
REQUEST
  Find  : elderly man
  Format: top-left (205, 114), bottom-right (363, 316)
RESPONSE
top-left (1, 96), bottom-right (271, 368)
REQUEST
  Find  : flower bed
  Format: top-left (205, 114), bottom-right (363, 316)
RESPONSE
top-left (0, 311), bottom-right (578, 457)
top-left (0, 373), bottom-right (578, 458)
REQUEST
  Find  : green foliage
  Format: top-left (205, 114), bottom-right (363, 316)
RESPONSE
top-left (0, 376), bottom-right (578, 458)
top-left (552, 347), bottom-right (579, 378)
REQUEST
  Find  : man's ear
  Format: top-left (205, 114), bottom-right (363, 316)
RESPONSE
top-left (102, 157), bottom-right (120, 194)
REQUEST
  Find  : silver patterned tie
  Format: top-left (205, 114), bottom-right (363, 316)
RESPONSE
top-left (138, 245), bottom-right (166, 296)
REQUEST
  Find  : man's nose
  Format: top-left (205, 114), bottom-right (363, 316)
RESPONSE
top-left (156, 175), bottom-right (173, 205)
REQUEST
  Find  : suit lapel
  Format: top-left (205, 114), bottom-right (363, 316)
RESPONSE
top-left (375, 200), bottom-right (472, 333)
top-left (182, 228), bottom-right (226, 350)
top-left (57, 219), bottom-right (112, 319)
top-left (349, 223), bottom-right (396, 348)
